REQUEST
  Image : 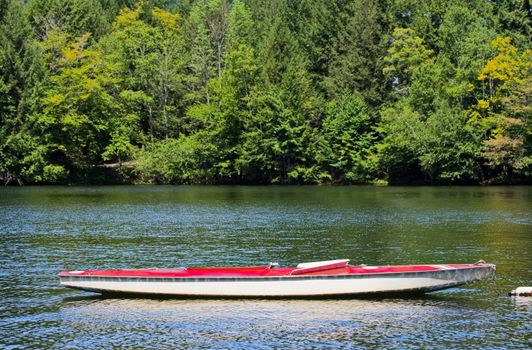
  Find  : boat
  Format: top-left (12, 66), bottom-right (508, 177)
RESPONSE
top-left (58, 259), bottom-right (495, 297)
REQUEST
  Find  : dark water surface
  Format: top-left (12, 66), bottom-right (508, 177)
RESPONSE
top-left (0, 186), bottom-right (530, 349)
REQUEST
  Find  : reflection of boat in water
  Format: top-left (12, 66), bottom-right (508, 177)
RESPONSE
top-left (59, 259), bottom-right (495, 297)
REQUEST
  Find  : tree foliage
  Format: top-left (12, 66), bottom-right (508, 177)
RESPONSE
top-left (0, 0), bottom-right (530, 185)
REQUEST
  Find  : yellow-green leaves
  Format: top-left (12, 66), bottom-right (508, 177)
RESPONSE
top-left (152, 7), bottom-right (180, 32)
top-left (471, 37), bottom-right (532, 176)
top-left (113, 5), bottom-right (142, 29)
top-left (37, 28), bottom-right (119, 167)
top-left (384, 28), bottom-right (433, 78)
top-left (478, 37), bottom-right (531, 84)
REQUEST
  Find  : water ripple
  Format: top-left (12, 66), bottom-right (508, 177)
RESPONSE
top-left (0, 186), bottom-right (530, 349)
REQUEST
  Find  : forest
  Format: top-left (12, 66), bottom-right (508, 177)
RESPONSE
top-left (0, 0), bottom-right (530, 185)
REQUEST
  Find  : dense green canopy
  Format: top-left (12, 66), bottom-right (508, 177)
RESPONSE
top-left (0, 0), bottom-right (530, 185)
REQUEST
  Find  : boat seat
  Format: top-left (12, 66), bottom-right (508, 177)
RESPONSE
top-left (291, 259), bottom-right (350, 275)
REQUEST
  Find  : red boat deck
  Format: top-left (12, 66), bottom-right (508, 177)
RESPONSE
top-left (59, 264), bottom-right (484, 278)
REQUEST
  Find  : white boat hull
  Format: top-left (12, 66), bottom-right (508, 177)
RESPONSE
top-left (60, 266), bottom-right (495, 297)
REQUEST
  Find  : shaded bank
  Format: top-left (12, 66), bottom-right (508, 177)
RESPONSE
top-left (2, 164), bottom-right (531, 186)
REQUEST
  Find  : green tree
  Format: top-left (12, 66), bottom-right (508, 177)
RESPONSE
top-left (383, 27), bottom-right (433, 98)
top-left (135, 135), bottom-right (212, 184)
top-left (36, 29), bottom-right (120, 169)
top-left (99, 4), bottom-right (186, 139)
top-left (379, 100), bottom-right (481, 183)
top-left (0, 0), bottom-right (51, 183)
top-left (326, 0), bottom-right (387, 106)
top-left (492, 0), bottom-right (531, 48)
top-left (316, 91), bottom-right (376, 183)
top-left (473, 37), bottom-right (532, 180)
top-left (437, 4), bottom-right (497, 105)
top-left (27, 0), bottom-right (110, 39)
top-left (387, 0), bottom-right (450, 53)
top-left (182, 0), bottom-right (258, 182)
top-left (237, 88), bottom-right (314, 184)
top-left (183, 1), bottom-right (214, 106)
top-left (150, 7), bottom-right (186, 137)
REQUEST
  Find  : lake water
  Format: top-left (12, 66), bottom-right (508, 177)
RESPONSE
top-left (0, 186), bottom-right (530, 349)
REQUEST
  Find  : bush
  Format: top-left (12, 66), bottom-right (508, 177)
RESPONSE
top-left (135, 136), bottom-right (211, 184)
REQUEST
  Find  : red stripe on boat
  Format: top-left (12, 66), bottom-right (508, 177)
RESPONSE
top-left (58, 264), bottom-right (490, 278)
